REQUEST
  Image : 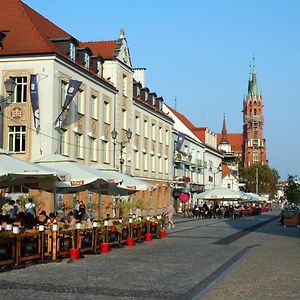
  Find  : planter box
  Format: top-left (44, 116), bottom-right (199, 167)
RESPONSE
top-left (283, 214), bottom-right (299, 227)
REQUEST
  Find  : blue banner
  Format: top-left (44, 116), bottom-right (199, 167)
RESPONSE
top-left (54, 79), bottom-right (82, 128)
top-left (175, 133), bottom-right (185, 152)
top-left (30, 74), bottom-right (40, 130)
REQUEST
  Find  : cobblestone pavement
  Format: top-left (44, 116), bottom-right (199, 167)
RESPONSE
top-left (0, 211), bottom-right (299, 299)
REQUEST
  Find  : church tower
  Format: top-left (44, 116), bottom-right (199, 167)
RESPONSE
top-left (242, 58), bottom-right (267, 167)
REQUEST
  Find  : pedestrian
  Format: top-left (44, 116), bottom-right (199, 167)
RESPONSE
top-left (164, 203), bottom-right (175, 229)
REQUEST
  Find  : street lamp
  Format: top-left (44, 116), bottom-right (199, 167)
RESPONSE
top-left (111, 128), bottom-right (132, 173)
top-left (1, 77), bottom-right (16, 105)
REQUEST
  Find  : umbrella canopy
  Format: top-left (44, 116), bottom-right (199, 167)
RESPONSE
top-left (244, 192), bottom-right (264, 202)
top-left (91, 163), bottom-right (156, 195)
top-left (0, 149), bottom-right (60, 188)
top-left (195, 187), bottom-right (247, 201)
top-left (35, 154), bottom-right (119, 193)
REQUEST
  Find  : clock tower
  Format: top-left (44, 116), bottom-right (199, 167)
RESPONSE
top-left (242, 58), bottom-right (267, 167)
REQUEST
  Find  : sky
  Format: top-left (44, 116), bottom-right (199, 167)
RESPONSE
top-left (22, 0), bottom-right (300, 180)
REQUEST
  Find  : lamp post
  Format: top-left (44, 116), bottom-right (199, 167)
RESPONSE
top-left (1, 77), bottom-right (16, 105)
top-left (111, 128), bottom-right (132, 173)
top-left (213, 165), bottom-right (222, 187)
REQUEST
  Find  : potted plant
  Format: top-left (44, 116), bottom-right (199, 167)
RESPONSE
top-left (282, 207), bottom-right (300, 227)
top-left (158, 214), bottom-right (167, 238)
top-left (101, 220), bottom-right (109, 253)
top-left (69, 225), bottom-right (80, 260)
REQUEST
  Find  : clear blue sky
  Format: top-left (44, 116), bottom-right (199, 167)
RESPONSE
top-left (23, 0), bottom-right (300, 180)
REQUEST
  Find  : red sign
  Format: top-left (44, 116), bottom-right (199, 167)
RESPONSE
top-left (70, 180), bottom-right (84, 186)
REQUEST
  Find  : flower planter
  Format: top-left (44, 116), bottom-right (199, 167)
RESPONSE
top-left (69, 248), bottom-right (80, 260)
top-left (126, 237), bottom-right (135, 247)
top-left (283, 215), bottom-right (300, 227)
top-left (145, 233), bottom-right (152, 242)
top-left (159, 230), bottom-right (167, 238)
top-left (101, 243), bottom-right (109, 253)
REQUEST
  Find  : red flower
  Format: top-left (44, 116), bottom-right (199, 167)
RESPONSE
top-left (110, 226), bottom-right (117, 233)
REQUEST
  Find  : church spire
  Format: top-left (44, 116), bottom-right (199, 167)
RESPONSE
top-left (221, 113), bottom-right (228, 144)
top-left (248, 56), bottom-right (259, 97)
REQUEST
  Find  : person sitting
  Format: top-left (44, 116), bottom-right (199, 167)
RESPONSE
top-left (47, 212), bottom-right (57, 228)
top-left (37, 210), bottom-right (48, 225)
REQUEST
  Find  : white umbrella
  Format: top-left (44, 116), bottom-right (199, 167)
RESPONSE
top-left (91, 163), bottom-right (156, 195)
top-left (0, 149), bottom-right (60, 188)
top-left (35, 154), bottom-right (119, 193)
top-left (195, 187), bottom-right (247, 201)
top-left (244, 192), bottom-right (264, 202)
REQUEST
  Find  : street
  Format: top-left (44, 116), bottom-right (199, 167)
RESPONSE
top-left (0, 210), bottom-right (299, 300)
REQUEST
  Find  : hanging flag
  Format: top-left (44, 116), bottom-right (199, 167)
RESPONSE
top-left (30, 74), bottom-right (40, 130)
top-left (175, 133), bottom-right (185, 152)
top-left (54, 79), bottom-right (82, 128)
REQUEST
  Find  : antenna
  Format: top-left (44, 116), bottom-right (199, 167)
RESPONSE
top-left (174, 97), bottom-right (177, 110)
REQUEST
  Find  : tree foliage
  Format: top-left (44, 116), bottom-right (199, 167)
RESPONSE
top-left (239, 164), bottom-right (279, 198)
top-left (284, 175), bottom-right (300, 205)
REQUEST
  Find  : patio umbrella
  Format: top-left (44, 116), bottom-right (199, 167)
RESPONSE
top-left (195, 187), bottom-right (247, 201)
top-left (35, 154), bottom-right (120, 193)
top-left (0, 149), bottom-right (60, 189)
top-left (244, 192), bottom-right (264, 202)
top-left (91, 163), bottom-right (156, 195)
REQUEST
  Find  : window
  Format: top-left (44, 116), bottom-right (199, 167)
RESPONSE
top-left (12, 77), bottom-right (27, 103)
top-left (135, 150), bottom-right (140, 170)
top-left (151, 154), bottom-right (156, 172)
top-left (60, 80), bottom-right (68, 106)
top-left (103, 101), bottom-right (110, 124)
top-left (90, 137), bottom-right (97, 161)
top-left (122, 75), bottom-right (127, 96)
top-left (75, 133), bottom-right (84, 159)
top-left (9, 126), bottom-right (26, 152)
top-left (144, 92), bottom-right (148, 102)
top-left (227, 183), bottom-right (231, 189)
top-left (69, 43), bottom-right (76, 61)
top-left (77, 90), bottom-right (85, 114)
top-left (135, 115), bottom-right (140, 135)
top-left (254, 108), bottom-right (257, 115)
top-left (84, 53), bottom-right (90, 69)
top-left (253, 152), bottom-right (259, 163)
top-left (60, 129), bottom-right (68, 155)
top-left (253, 139), bottom-right (259, 148)
top-left (91, 95), bottom-right (98, 119)
top-left (97, 61), bottom-right (103, 76)
top-left (165, 129), bottom-right (169, 145)
top-left (152, 123), bottom-right (156, 141)
top-left (165, 157), bottom-right (169, 174)
top-left (122, 109), bottom-right (127, 129)
top-left (144, 120), bottom-right (148, 138)
top-left (159, 126), bottom-right (163, 143)
top-left (158, 157), bottom-right (162, 173)
top-left (102, 141), bottom-right (109, 163)
top-left (143, 153), bottom-right (148, 171)
top-left (208, 176), bottom-right (213, 183)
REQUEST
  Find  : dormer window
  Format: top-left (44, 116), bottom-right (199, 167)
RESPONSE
top-left (84, 52), bottom-right (90, 69)
top-left (97, 60), bottom-right (102, 76)
top-left (69, 43), bottom-right (76, 61)
top-left (144, 91), bottom-right (148, 102)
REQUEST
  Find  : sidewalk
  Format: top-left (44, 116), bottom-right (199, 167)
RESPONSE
top-left (203, 213), bottom-right (300, 300)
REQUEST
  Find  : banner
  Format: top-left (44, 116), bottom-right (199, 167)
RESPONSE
top-left (54, 79), bottom-right (82, 128)
top-left (175, 133), bottom-right (185, 152)
top-left (30, 74), bottom-right (40, 130)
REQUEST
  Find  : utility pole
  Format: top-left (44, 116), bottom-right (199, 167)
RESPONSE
top-left (256, 167), bottom-right (259, 194)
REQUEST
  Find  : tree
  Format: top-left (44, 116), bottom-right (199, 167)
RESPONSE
top-left (239, 164), bottom-right (279, 198)
top-left (284, 175), bottom-right (300, 205)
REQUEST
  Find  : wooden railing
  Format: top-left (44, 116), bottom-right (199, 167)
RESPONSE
top-left (0, 216), bottom-right (166, 271)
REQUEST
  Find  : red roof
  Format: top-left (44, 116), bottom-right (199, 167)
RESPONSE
top-left (167, 105), bottom-right (196, 129)
top-left (222, 163), bottom-right (230, 177)
top-left (217, 133), bottom-right (243, 152)
top-left (0, 0), bottom-right (72, 56)
top-left (81, 41), bottom-right (117, 59)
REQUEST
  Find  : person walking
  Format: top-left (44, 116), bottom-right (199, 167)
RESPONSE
top-left (164, 203), bottom-right (175, 229)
